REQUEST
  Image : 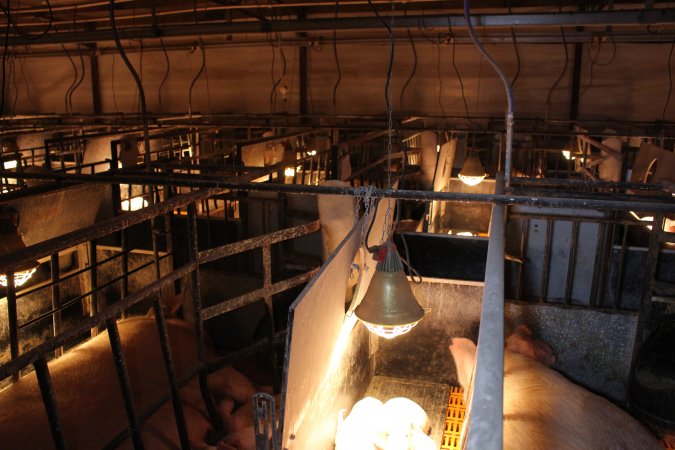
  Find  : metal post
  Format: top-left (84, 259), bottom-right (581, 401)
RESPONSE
top-left (6, 271), bottom-right (19, 382)
top-left (187, 202), bottom-right (223, 430)
top-left (466, 174), bottom-right (505, 450)
top-left (50, 254), bottom-right (63, 357)
top-left (106, 318), bottom-right (144, 450)
top-left (34, 358), bottom-right (67, 450)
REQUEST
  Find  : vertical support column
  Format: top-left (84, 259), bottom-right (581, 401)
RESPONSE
top-left (88, 43), bottom-right (102, 115)
top-left (6, 271), bottom-right (19, 382)
top-left (89, 240), bottom-right (100, 317)
top-left (34, 358), bottom-right (67, 450)
top-left (110, 140), bottom-right (121, 217)
top-left (187, 202), bottom-right (223, 430)
top-left (50, 253), bottom-right (63, 357)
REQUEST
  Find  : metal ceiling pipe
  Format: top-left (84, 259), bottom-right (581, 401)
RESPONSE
top-left (6, 9), bottom-right (675, 46)
top-left (1, 170), bottom-right (674, 213)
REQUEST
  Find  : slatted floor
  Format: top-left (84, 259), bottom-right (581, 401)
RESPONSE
top-left (439, 386), bottom-right (675, 450)
top-left (440, 386), bottom-right (466, 450)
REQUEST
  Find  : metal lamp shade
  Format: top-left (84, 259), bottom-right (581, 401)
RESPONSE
top-left (458, 153), bottom-right (486, 186)
top-left (0, 228), bottom-right (39, 287)
top-left (354, 269), bottom-right (424, 328)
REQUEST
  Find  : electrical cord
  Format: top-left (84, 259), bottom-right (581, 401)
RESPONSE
top-left (399, 29), bottom-right (417, 109)
top-left (188, 41), bottom-right (206, 117)
top-left (581, 31), bottom-right (616, 99)
top-left (545, 27), bottom-right (568, 121)
top-left (269, 33), bottom-right (287, 116)
top-left (663, 38), bottom-right (675, 121)
top-left (158, 38), bottom-right (170, 116)
top-left (437, 44), bottom-right (446, 117)
top-left (61, 44), bottom-right (78, 115)
top-left (463, 0), bottom-right (514, 116)
top-left (332, 0), bottom-right (341, 113)
top-left (0, 0), bottom-right (53, 41)
top-left (110, 0), bottom-right (150, 165)
top-left (0, 2), bottom-right (11, 119)
top-left (510, 28), bottom-right (520, 89)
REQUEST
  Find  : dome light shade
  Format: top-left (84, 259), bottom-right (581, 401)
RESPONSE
top-left (354, 242), bottom-right (424, 339)
top-left (0, 209), bottom-right (39, 288)
top-left (458, 153), bottom-right (486, 186)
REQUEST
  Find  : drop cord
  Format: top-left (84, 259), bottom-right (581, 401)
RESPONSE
top-left (663, 38), bottom-right (675, 121)
top-left (399, 29), bottom-right (417, 109)
top-left (464, 0), bottom-right (514, 186)
top-left (545, 27), bottom-right (568, 122)
top-left (109, 0), bottom-right (150, 165)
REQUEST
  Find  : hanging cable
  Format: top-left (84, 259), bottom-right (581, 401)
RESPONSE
top-left (110, 0), bottom-right (150, 165)
top-left (158, 39), bottom-right (170, 116)
top-left (202, 44), bottom-right (214, 115)
top-left (581, 31), bottom-right (616, 99)
top-left (0, 2), bottom-right (11, 119)
top-left (436, 44), bottom-right (446, 118)
top-left (269, 33), bottom-right (287, 116)
top-left (332, 0), bottom-right (341, 114)
top-left (464, 0), bottom-right (514, 186)
top-left (0, 0), bottom-right (53, 41)
top-left (188, 41), bottom-right (206, 117)
top-left (663, 38), bottom-right (675, 121)
top-left (61, 44), bottom-right (78, 115)
top-left (545, 27), bottom-right (568, 121)
top-left (507, 0), bottom-right (520, 89)
top-left (399, 29), bottom-right (417, 110)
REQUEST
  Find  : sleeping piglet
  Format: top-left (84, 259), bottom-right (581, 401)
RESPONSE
top-left (449, 333), bottom-right (661, 450)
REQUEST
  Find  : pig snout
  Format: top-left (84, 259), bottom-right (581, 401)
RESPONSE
top-left (505, 325), bottom-right (555, 366)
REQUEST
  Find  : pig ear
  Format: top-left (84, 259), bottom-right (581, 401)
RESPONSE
top-left (515, 324), bottom-right (533, 336)
top-left (449, 338), bottom-right (477, 390)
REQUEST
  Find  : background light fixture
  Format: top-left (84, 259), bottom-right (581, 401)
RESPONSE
top-left (354, 241), bottom-right (425, 339)
top-left (0, 208), bottom-right (39, 288)
top-left (458, 152), bottom-right (486, 186)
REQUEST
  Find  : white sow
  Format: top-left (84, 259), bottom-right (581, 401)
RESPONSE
top-left (449, 336), bottom-right (662, 450)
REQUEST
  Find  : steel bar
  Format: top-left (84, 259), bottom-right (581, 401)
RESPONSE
top-left (150, 301), bottom-right (191, 450)
top-left (198, 221), bottom-right (320, 265)
top-left (0, 188), bottom-right (218, 275)
top-left (106, 318), bottom-right (145, 450)
top-left (510, 177), bottom-right (669, 192)
top-left (202, 270), bottom-right (319, 320)
top-left (33, 358), bottom-right (67, 450)
top-left (614, 225), bottom-right (630, 310)
top-left (2, 170), bottom-right (674, 214)
top-left (466, 177), bottom-right (505, 450)
top-left (7, 10), bottom-right (675, 46)
top-left (187, 202), bottom-right (223, 431)
top-left (540, 219), bottom-right (553, 302)
top-left (6, 273), bottom-right (19, 382)
top-left (564, 221), bottom-right (580, 305)
top-left (0, 262), bottom-right (195, 381)
top-left (50, 254), bottom-right (63, 357)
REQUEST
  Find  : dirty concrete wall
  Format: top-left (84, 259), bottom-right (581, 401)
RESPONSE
top-left (9, 43), bottom-right (675, 123)
top-left (374, 279), bottom-right (637, 403)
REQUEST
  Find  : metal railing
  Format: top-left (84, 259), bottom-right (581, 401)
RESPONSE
top-left (0, 186), bottom-right (321, 449)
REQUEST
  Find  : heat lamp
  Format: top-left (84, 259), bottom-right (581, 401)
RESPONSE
top-left (354, 241), bottom-right (425, 339)
top-left (458, 152), bottom-right (486, 186)
top-left (0, 208), bottom-right (39, 288)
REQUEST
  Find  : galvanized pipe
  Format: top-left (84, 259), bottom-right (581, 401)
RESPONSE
top-left (1, 170), bottom-right (674, 214)
top-left (466, 176), bottom-right (505, 450)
